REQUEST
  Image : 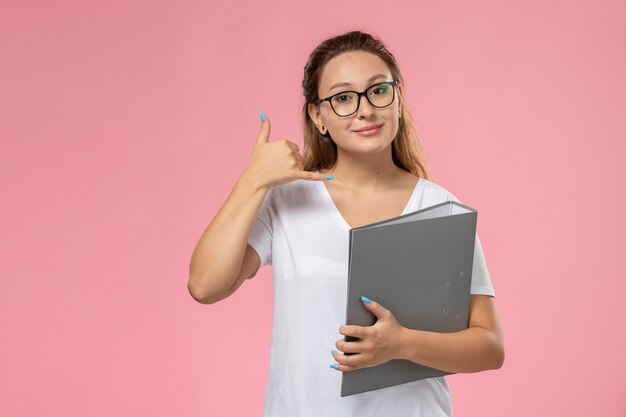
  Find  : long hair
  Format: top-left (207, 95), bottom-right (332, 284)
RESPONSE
top-left (301, 30), bottom-right (431, 180)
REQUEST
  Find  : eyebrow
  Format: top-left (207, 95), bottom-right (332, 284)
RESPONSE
top-left (329, 74), bottom-right (389, 91)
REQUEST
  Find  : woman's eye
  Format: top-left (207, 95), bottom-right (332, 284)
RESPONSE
top-left (334, 94), bottom-right (351, 102)
top-left (370, 85), bottom-right (388, 95)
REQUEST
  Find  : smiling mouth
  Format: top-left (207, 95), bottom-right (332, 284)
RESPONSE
top-left (353, 124), bottom-right (383, 132)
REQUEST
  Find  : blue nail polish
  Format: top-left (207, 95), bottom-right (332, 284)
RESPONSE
top-left (325, 175), bottom-right (334, 180)
top-left (361, 295), bottom-right (371, 304)
top-left (260, 111), bottom-right (266, 122)
top-left (330, 364), bottom-right (339, 369)
top-left (331, 349), bottom-right (336, 357)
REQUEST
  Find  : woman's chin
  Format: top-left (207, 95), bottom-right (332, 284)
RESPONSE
top-left (340, 141), bottom-right (393, 155)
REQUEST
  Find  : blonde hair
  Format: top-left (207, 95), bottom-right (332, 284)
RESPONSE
top-left (301, 30), bottom-right (431, 180)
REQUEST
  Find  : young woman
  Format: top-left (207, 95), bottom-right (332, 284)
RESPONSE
top-left (188, 30), bottom-right (504, 417)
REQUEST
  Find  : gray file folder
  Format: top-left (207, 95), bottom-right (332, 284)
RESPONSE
top-left (341, 200), bottom-right (478, 397)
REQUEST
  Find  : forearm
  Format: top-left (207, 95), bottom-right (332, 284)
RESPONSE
top-left (396, 325), bottom-right (504, 373)
top-left (188, 170), bottom-right (268, 302)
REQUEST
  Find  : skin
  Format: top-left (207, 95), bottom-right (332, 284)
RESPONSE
top-left (307, 51), bottom-right (505, 373)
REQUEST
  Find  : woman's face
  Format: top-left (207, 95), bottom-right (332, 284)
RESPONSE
top-left (308, 50), bottom-right (403, 156)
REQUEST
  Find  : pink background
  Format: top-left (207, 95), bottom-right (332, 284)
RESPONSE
top-left (2, 1), bottom-right (625, 416)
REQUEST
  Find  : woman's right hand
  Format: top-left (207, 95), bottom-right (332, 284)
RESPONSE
top-left (242, 113), bottom-right (330, 190)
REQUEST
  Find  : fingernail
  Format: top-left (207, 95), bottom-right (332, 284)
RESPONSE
top-left (331, 349), bottom-right (336, 357)
top-left (361, 295), bottom-right (371, 304)
top-left (330, 364), bottom-right (339, 369)
top-left (325, 175), bottom-right (334, 180)
top-left (260, 111), bottom-right (266, 122)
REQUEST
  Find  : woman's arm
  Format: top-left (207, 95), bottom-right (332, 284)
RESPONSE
top-left (187, 171), bottom-right (268, 304)
top-left (333, 294), bottom-right (504, 373)
top-left (396, 295), bottom-right (504, 373)
top-left (188, 114), bottom-right (330, 304)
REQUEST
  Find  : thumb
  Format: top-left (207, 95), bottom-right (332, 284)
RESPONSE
top-left (360, 296), bottom-right (389, 321)
top-left (256, 111), bottom-right (271, 145)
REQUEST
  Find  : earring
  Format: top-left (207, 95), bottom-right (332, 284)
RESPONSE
top-left (321, 126), bottom-right (327, 134)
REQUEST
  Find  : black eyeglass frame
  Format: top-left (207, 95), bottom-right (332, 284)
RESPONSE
top-left (314, 80), bottom-right (398, 117)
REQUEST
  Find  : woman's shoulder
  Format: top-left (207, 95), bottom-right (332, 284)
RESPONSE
top-left (418, 177), bottom-right (462, 204)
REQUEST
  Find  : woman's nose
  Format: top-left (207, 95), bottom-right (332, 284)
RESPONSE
top-left (356, 95), bottom-right (374, 118)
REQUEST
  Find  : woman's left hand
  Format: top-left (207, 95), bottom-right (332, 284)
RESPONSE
top-left (332, 297), bottom-right (406, 372)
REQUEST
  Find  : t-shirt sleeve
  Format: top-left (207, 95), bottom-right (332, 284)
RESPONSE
top-left (246, 188), bottom-right (274, 279)
top-left (446, 191), bottom-right (495, 297)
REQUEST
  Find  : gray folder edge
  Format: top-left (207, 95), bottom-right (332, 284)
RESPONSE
top-left (340, 200), bottom-right (478, 397)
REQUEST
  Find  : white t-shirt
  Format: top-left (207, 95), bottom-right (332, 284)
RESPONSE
top-left (246, 175), bottom-right (494, 417)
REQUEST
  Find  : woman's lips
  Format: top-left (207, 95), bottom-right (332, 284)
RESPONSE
top-left (353, 124), bottom-right (383, 136)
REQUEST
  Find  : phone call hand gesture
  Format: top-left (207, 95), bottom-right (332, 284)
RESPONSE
top-left (243, 112), bottom-right (331, 191)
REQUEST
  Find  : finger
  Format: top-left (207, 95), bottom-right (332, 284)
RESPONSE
top-left (283, 140), bottom-right (299, 152)
top-left (331, 362), bottom-right (359, 372)
top-left (331, 354), bottom-right (366, 372)
top-left (339, 325), bottom-right (366, 339)
top-left (335, 338), bottom-right (365, 354)
top-left (334, 352), bottom-right (367, 368)
top-left (295, 170), bottom-right (334, 182)
top-left (360, 296), bottom-right (389, 321)
top-left (256, 112), bottom-right (271, 145)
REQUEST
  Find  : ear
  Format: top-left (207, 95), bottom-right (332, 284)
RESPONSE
top-left (307, 102), bottom-right (326, 135)
top-left (396, 84), bottom-right (404, 118)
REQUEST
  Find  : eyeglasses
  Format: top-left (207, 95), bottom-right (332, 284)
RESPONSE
top-left (315, 80), bottom-right (398, 117)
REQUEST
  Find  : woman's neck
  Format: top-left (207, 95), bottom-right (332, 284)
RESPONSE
top-left (320, 148), bottom-right (404, 191)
